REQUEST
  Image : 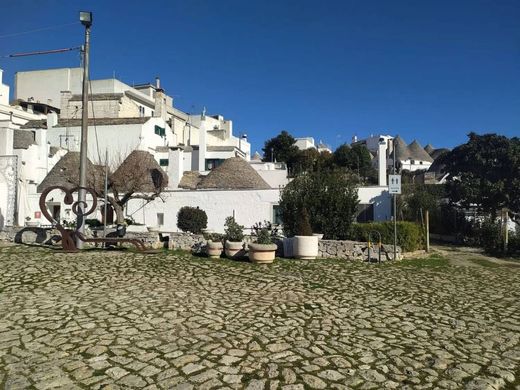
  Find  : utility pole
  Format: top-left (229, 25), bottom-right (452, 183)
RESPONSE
top-left (77, 11), bottom-right (93, 248)
top-left (393, 139), bottom-right (397, 261)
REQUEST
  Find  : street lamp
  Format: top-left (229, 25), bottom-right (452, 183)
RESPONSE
top-left (76, 11), bottom-right (92, 248)
top-left (79, 11), bottom-right (93, 27)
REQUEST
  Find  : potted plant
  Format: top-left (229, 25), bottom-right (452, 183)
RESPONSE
top-left (205, 233), bottom-right (223, 258)
top-left (293, 208), bottom-right (319, 259)
top-left (224, 216), bottom-right (245, 259)
top-left (248, 221), bottom-right (279, 264)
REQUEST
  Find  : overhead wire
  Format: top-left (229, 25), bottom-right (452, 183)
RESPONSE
top-left (0, 21), bottom-right (77, 39)
top-left (0, 46), bottom-right (81, 59)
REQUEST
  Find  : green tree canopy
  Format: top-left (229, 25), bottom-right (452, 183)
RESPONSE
top-left (333, 143), bottom-right (376, 184)
top-left (443, 132), bottom-right (520, 223)
top-left (262, 130), bottom-right (299, 163)
top-left (279, 170), bottom-right (359, 239)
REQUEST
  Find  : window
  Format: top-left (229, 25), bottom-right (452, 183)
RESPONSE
top-left (272, 205), bottom-right (283, 225)
top-left (139, 106), bottom-right (145, 117)
top-left (159, 159), bottom-right (169, 167)
top-left (154, 125), bottom-right (166, 137)
top-left (205, 159), bottom-right (224, 171)
top-left (157, 213), bottom-right (164, 227)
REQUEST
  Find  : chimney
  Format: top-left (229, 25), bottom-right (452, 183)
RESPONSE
top-left (155, 76), bottom-right (160, 90)
top-left (47, 112), bottom-right (58, 128)
top-left (154, 89), bottom-right (167, 121)
top-left (352, 135), bottom-right (358, 143)
top-left (167, 148), bottom-right (184, 188)
top-left (198, 110), bottom-right (207, 171)
top-left (60, 91), bottom-right (72, 116)
top-left (378, 137), bottom-right (388, 187)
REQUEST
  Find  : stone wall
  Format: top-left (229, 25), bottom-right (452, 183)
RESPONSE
top-left (0, 226), bottom-right (160, 247)
top-left (319, 239), bottom-right (402, 261)
top-left (164, 232), bottom-right (205, 251)
top-left (0, 227), bottom-right (402, 260)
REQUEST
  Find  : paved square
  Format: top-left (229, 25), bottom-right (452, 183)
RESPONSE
top-left (0, 245), bottom-right (519, 389)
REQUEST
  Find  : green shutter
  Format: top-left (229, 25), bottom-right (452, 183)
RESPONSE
top-left (155, 125), bottom-right (166, 137)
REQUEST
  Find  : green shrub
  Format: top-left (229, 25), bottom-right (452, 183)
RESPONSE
top-left (279, 170), bottom-right (359, 239)
top-left (251, 221), bottom-right (279, 244)
top-left (349, 221), bottom-right (424, 252)
top-left (295, 208), bottom-right (313, 236)
top-left (224, 216), bottom-right (244, 242)
top-left (177, 206), bottom-right (207, 234)
top-left (85, 219), bottom-right (102, 227)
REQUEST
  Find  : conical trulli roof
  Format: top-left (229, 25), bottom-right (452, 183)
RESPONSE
top-left (408, 140), bottom-right (434, 162)
top-left (390, 135), bottom-right (411, 160)
top-left (199, 157), bottom-right (271, 189)
top-left (179, 171), bottom-right (203, 190)
top-left (252, 151), bottom-right (262, 161)
top-left (424, 144), bottom-right (435, 155)
top-left (37, 152), bottom-right (99, 192)
top-left (112, 150), bottom-right (168, 193)
top-left (430, 148), bottom-right (450, 160)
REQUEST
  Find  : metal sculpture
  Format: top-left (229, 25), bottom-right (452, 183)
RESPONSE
top-left (39, 186), bottom-right (148, 252)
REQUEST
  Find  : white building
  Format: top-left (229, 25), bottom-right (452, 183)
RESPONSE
top-left (15, 67), bottom-right (251, 172)
top-left (353, 134), bottom-right (434, 173)
top-left (295, 137), bottom-right (332, 154)
top-left (127, 157), bottom-right (392, 233)
top-left (2, 67), bottom-right (393, 231)
top-left (0, 69), bottom-right (64, 228)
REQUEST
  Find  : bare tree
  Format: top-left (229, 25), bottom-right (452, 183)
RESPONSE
top-left (90, 150), bottom-right (168, 224)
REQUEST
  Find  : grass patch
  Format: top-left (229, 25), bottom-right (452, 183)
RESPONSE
top-left (468, 258), bottom-right (500, 268)
top-left (393, 254), bottom-right (450, 268)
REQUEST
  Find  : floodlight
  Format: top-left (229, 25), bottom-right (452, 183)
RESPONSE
top-left (80, 11), bottom-right (93, 27)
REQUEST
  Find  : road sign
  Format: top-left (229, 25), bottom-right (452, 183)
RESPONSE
top-left (389, 174), bottom-right (401, 194)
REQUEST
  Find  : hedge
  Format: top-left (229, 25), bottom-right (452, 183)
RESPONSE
top-left (349, 221), bottom-right (424, 252)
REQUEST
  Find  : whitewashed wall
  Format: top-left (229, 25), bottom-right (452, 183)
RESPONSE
top-left (126, 186), bottom-right (391, 233)
top-left (358, 186), bottom-right (392, 221)
top-left (46, 117), bottom-right (174, 164)
top-left (126, 189), bottom-right (281, 233)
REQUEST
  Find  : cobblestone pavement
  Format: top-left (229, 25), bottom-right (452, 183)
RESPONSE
top-left (0, 245), bottom-right (519, 390)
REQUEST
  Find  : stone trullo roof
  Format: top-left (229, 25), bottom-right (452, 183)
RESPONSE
top-left (390, 135), bottom-right (411, 160)
top-left (37, 152), bottom-right (100, 192)
top-left (198, 157), bottom-right (271, 190)
top-left (112, 150), bottom-right (168, 193)
top-left (408, 140), bottom-right (434, 162)
top-left (178, 171), bottom-right (204, 190)
top-left (424, 144), bottom-right (435, 155)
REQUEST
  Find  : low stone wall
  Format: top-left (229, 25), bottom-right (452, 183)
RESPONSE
top-left (0, 226), bottom-right (160, 247)
top-left (319, 239), bottom-right (402, 261)
top-left (163, 232), bottom-right (205, 251)
top-left (0, 227), bottom-right (403, 260)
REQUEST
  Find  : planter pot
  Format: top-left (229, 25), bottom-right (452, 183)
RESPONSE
top-left (283, 237), bottom-right (295, 258)
top-left (293, 235), bottom-right (319, 259)
top-left (225, 241), bottom-right (245, 259)
top-left (207, 241), bottom-right (223, 258)
top-left (248, 243), bottom-right (277, 264)
top-left (25, 221), bottom-right (40, 227)
top-left (313, 233), bottom-right (324, 240)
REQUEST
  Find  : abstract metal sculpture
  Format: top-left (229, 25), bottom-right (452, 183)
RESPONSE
top-left (39, 186), bottom-right (148, 252)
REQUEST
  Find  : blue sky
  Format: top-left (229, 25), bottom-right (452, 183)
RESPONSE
top-left (1, 0), bottom-right (518, 153)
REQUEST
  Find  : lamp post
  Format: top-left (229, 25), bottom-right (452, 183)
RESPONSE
top-left (76, 11), bottom-right (92, 248)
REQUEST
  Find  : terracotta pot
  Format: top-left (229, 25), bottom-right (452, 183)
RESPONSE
top-left (248, 243), bottom-right (277, 264)
top-left (225, 241), bottom-right (245, 259)
top-left (207, 241), bottom-right (223, 258)
top-left (293, 235), bottom-right (319, 259)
